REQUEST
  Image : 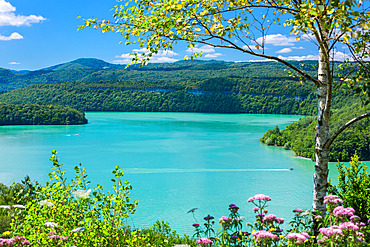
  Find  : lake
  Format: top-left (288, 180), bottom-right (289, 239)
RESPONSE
top-left (0, 112), bottom-right (340, 235)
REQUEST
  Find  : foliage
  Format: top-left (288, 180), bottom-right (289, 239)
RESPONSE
top-left (328, 153), bottom-right (370, 223)
top-left (0, 103), bottom-right (87, 125)
top-left (0, 151), bottom-right (194, 246)
top-left (260, 101), bottom-right (370, 162)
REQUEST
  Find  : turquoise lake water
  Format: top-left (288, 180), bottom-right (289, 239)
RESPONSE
top-left (0, 112), bottom-right (342, 235)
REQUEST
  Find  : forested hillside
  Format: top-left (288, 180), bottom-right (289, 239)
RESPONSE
top-left (0, 59), bottom-right (316, 93)
top-left (0, 104), bottom-right (87, 125)
top-left (260, 100), bottom-right (370, 162)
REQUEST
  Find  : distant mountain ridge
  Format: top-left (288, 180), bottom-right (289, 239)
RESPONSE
top-left (42, 58), bottom-right (117, 71)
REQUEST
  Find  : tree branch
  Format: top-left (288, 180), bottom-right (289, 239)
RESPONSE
top-left (324, 112), bottom-right (370, 149)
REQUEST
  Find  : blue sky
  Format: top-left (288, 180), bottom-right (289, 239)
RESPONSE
top-left (0, 0), bottom-right (353, 71)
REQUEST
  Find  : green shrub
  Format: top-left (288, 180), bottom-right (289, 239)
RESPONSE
top-left (328, 152), bottom-right (370, 222)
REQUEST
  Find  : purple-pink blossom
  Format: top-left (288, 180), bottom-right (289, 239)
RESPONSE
top-left (252, 230), bottom-right (278, 241)
top-left (219, 216), bottom-right (232, 223)
top-left (286, 232), bottom-right (309, 244)
top-left (293, 208), bottom-right (303, 213)
top-left (49, 235), bottom-right (60, 240)
top-left (276, 218), bottom-right (285, 224)
top-left (324, 195), bottom-right (343, 205)
top-left (263, 214), bottom-right (276, 223)
top-left (333, 206), bottom-right (355, 218)
top-left (196, 237), bottom-right (212, 244)
top-left (192, 223), bottom-right (200, 227)
top-left (203, 215), bottom-right (214, 221)
top-left (252, 207), bottom-right (259, 212)
top-left (247, 194), bottom-right (271, 203)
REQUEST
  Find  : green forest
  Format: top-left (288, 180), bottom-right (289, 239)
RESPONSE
top-left (260, 100), bottom-right (370, 162)
top-left (0, 103), bottom-right (87, 125)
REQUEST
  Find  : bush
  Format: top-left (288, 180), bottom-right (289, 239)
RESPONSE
top-left (328, 152), bottom-right (370, 223)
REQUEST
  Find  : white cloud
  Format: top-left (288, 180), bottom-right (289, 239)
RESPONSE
top-left (276, 48), bottom-right (292, 54)
top-left (9, 61), bottom-right (20, 65)
top-left (257, 34), bottom-right (298, 46)
top-left (204, 53), bottom-right (222, 58)
top-left (0, 0), bottom-right (15, 13)
top-left (0, 32), bottom-right (23, 41)
top-left (292, 46), bottom-right (304, 50)
top-left (186, 45), bottom-right (215, 54)
top-left (114, 48), bottom-right (179, 64)
top-left (0, 0), bottom-right (45, 26)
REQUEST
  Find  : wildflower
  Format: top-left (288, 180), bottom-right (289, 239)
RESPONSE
top-left (276, 218), bottom-right (284, 224)
top-left (219, 216), bottom-right (232, 224)
top-left (49, 235), bottom-right (60, 240)
top-left (203, 215), bottom-right (214, 221)
top-left (242, 231), bottom-right (251, 236)
top-left (338, 221), bottom-right (359, 231)
top-left (324, 195), bottom-right (343, 205)
top-left (286, 232), bottom-right (309, 244)
top-left (263, 214), bottom-right (276, 223)
top-left (44, 222), bottom-right (58, 227)
top-left (71, 227), bottom-right (86, 233)
top-left (293, 208), bottom-right (303, 213)
top-left (196, 237), bottom-right (212, 244)
top-left (252, 230), bottom-right (278, 241)
top-left (61, 236), bottom-right (68, 241)
top-left (252, 207), bottom-right (259, 212)
top-left (12, 205), bottom-right (25, 209)
top-left (2, 231), bottom-right (11, 236)
top-left (38, 200), bottom-right (53, 207)
top-left (350, 215), bottom-right (361, 222)
top-left (247, 194), bottom-right (271, 203)
top-left (21, 240), bottom-right (31, 245)
top-left (72, 189), bottom-right (91, 200)
top-left (333, 206), bottom-right (355, 218)
top-left (192, 223), bottom-right (200, 227)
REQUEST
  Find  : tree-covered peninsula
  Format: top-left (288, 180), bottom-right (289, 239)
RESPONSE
top-left (0, 103), bottom-right (87, 125)
top-left (261, 101), bottom-right (370, 162)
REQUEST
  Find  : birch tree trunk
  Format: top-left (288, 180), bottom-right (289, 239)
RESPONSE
top-left (313, 21), bottom-right (331, 216)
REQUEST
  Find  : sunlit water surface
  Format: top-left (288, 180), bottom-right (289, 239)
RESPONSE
top-left (0, 112), bottom-right (345, 235)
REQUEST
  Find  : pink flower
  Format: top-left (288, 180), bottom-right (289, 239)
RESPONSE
top-left (219, 216), bottom-right (232, 224)
top-left (276, 218), bottom-right (285, 224)
top-left (252, 230), bottom-right (278, 241)
top-left (21, 240), bottom-right (31, 245)
top-left (49, 235), bottom-right (60, 240)
top-left (286, 232), bottom-right (309, 244)
top-left (324, 195), bottom-right (343, 205)
top-left (196, 238), bottom-right (212, 244)
top-left (293, 208), bottom-right (303, 213)
top-left (247, 194), bottom-right (271, 203)
top-left (263, 214), bottom-right (276, 223)
top-left (333, 206), bottom-right (355, 218)
top-left (253, 207), bottom-right (259, 212)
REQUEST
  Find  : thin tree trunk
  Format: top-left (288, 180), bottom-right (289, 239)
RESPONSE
top-left (313, 21), bottom-right (331, 217)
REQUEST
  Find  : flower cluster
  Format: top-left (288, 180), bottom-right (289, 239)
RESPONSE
top-left (251, 230), bottom-right (278, 241)
top-left (196, 237), bottom-right (212, 245)
top-left (0, 237), bottom-right (30, 246)
top-left (247, 194), bottom-right (271, 203)
top-left (332, 206), bottom-right (355, 218)
top-left (324, 195), bottom-right (343, 205)
top-left (286, 232), bottom-right (309, 244)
